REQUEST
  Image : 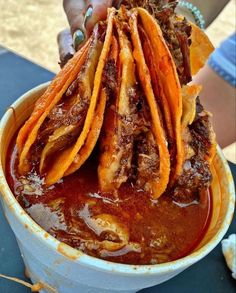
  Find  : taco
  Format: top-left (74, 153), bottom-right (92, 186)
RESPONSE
top-left (129, 9), bottom-right (170, 198)
top-left (65, 35), bottom-right (119, 176)
top-left (39, 27), bottom-right (103, 174)
top-left (17, 39), bottom-right (90, 175)
top-left (45, 8), bottom-right (116, 185)
top-left (98, 18), bottom-right (137, 192)
top-left (17, 8), bottom-right (115, 185)
top-left (16, 4), bottom-right (216, 199)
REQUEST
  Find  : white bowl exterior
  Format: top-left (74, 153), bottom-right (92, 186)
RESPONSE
top-left (0, 83), bottom-right (235, 293)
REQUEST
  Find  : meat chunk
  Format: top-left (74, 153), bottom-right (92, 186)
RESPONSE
top-left (173, 98), bottom-right (215, 198)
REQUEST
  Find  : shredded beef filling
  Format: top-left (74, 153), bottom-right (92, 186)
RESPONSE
top-left (123, 0), bottom-right (192, 85)
top-left (102, 59), bottom-right (118, 102)
top-left (173, 98), bottom-right (213, 199)
top-left (128, 86), bottom-right (160, 190)
top-left (136, 132), bottom-right (160, 188)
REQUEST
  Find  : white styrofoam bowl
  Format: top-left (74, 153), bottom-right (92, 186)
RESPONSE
top-left (0, 82), bottom-right (235, 293)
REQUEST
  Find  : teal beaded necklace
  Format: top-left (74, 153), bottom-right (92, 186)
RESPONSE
top-left (178, 1), bottom-right (206, 29)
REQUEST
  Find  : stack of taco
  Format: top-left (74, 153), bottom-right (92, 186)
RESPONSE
top-left (16, 3), bottom-right (216, 199)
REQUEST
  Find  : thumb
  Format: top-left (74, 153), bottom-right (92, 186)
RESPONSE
top-left (63, 0), bottom-right (87, 50)
top-left (85, 0), bottom-right (113, 37)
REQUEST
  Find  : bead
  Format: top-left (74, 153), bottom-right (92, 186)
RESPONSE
top-left (178, 1), bottom-right (206, 30)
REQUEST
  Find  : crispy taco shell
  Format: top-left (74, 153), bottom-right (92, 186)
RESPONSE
top-left (175, 16), bottom-right (214, 76)
top-left (65, 36), bottom-right (119, 176)
top-left (190, 23), bottom-right (214, 76)
top-left (130, 9), bottom-right (170, 198)
top-left (17, 40), bottom-right (90, 174)
top-left (16, 6), bottom-right (216, 200)
top-left (40, 30), bottom-right (103, 173)
top-left (45, 8), bottom-right (116, 186)
top-left (98, 19), bottom-right (136, 192)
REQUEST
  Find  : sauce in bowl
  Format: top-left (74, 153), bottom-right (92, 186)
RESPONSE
top-left (6, 141), bottom-right (211, 265)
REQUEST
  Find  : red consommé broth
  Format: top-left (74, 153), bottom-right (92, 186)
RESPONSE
top-left (6, 139), bottom-right (212, 265)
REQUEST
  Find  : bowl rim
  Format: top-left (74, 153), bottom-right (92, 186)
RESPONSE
top-left (0, 82), bottom-right (235, 275)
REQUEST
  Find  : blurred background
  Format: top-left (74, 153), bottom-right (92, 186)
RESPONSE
top-left (0, 0), bottom-right (235, 161)
top-left (0, 0), bottom-right (235, 73)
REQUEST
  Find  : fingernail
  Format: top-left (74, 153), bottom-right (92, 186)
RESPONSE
top-left (73, 29), bottom-right (85, 50)
top-left (84, 6), bottom-right (93, 28)
top-left (113, 0), bottom-right (122, 8)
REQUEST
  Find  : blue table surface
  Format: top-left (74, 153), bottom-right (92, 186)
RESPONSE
top-left (0, 48), bottom-right (235, 293)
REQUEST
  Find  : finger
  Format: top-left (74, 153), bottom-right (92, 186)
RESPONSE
top-left (113, 0), bottom-right (122, 8)
top-left (85, 0), bottom-right (112, 36)
top-left (63, 0), bottom-right (87, 36)
top-left (57, 29), bottom-right (75, 68)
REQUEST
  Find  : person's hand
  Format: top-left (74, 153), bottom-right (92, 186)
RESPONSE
top-left (58, 0), bottom-right (120, 67)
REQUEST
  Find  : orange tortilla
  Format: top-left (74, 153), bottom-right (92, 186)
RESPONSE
top-left (39, 32), bottom-right (103, 174)
top-left (138, 24), bottom-right (175, 158)
top-left (65, 36), bottom-right (119, 176)
top-left (45, 8), bottom-right (116, 186)
top-left (17, 39), bottom-right (91, 174)
top-left (129, 10), bottom-right (170, 198)
top-left (135, 7), bottom-right (184, 183)
top-left (190, 22), bottom-right (214, 76)
top-left (175, 16), bottom-right (214, 76)
top-left (65, 88), bottom-right (107, 176)
top-left (98, 19), bottom-right (136, 192)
